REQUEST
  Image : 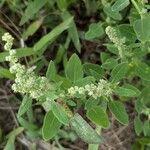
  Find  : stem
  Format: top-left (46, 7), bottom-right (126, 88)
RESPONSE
top-left (130, 0), bottom-right (141, 15)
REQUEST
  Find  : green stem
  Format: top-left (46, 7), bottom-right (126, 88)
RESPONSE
top-left (130, 0), bottom-right (141, 15)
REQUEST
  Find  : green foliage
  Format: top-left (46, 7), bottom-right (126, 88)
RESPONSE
top-left (112, 0), bottom-right (130, 12)
top-left (42, 111), bottom-right (61, 140)
top-left (134, 116), bottom-right (143, 136)
top-left (50, 101), bottom-right (70, 125)
top-left (87, 106), bottom-right (109, 128)
top-left (111, 62), bottom-right (128, 83)
top-left (1, 0), bottom-right (150, 149)
top-left (65, 54), bottom-right (83, 82)
top-left (4, 127), bottom-right (24, 150)
top-left (70, 113), bottom-right (102, 144)
top-left (34, 17), bottom-right (73, 52)
top-left (85, 22), bottom-right (104, 40)
top-left (20, 0), bottom-right (47, 25)
top-left (108, 100), bottom-right (129, 125)
top-left (133, 15), bottom-right (150, 42)
top-left (17, 95), bottom-right (32, 117)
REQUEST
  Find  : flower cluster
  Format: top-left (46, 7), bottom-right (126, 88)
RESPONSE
top-left (105, 26), bottom-right (126, 58)
top-left (2, 33), bottom-right (51, 100)
top-left (2, 33), bottom-right (114, 101)
top-left (67, 79), bottom-right (113, 99)
top-left (2, 33), bottom-right (14, 51)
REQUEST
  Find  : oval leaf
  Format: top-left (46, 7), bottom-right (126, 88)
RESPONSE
top-left (65, 54), bottom-right (83, 82)
top-left (42, 111), bottom-right (61, 140)
top-left (133, 15), bottom-right (150, 42)
top-left (114, 86), bottom-right (138, 97)
top-left (134, 116), bottom-right (143, 136)
top-left (17, 95), bottom-right (32, 117)
top-left (112, 0), bottom-right (129, 12)
top-left (108, 100), bottom-right (129, 125)
top-left (85, 22), bottom-right (104, 40)
top-left (111, 62), bottom-right (128, 83)
top-left (87, 106), bottom-right (109, 128)
top-left (51, 101), bottom-right (69, 125)
top-left (70, 113), bottom-right (102, 144)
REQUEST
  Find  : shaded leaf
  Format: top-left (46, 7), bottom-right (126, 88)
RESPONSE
top-left (51, 101), bottom-right (69, 125)
top-left (42, 111), bottom-right (61, 140)
top-left (62, 11), bottom-right (81, 52)
top-left (20, 0), bottom-right (47, 25)
top-left (17, 95), bottom-right (32, 117)
top-left (134, 116), bottom-right (143, 136)
top-left (34, 17), bottom-right (73, 52)
top-left (22, 18), bottom-right (44, 40)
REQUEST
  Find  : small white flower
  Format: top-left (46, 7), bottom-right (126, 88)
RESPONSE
top-left (78, 87), bottom-right (85, 94)
top-left (2, 33), bottom-right (14, 51)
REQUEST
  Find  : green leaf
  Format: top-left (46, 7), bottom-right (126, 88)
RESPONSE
top-left (4, 127), bottom-right (24, 150)
top-left (103, 6), bottom-right (122, 20)
top-left (137, 137), bottom-right (150, 145)
top-left (42, 111), bottom-right (61, 140)
top-left (34, 17), bottom-right (73, 52)
top-left (87, 106), bottom-right (109, 128)
top-left (54, 45), bottom-right (66, 64)
top-left (22, 18), bottom-right (44, 40)
top-left (85, 97), bottom-right (99, 110)
top-left (20, 0), bottom-right (47, 25)
top-left (0, 48), bottom-right (36, 62)
top-left (4, 135), bottom-right (15, 150)
top-left (101, 58), bottom-right (118, 70)
top-left (46, 61), bottom-right (57, 81)
top-left (111, 62), bottom-right (128, 83)
top-left (104, 43), bottom-right (118, 54)
top-left (85, 22), bottom-right (104, 40)
top-left (62, 11), bottom-right (81, 53)
top-left (65, 54), bottom-right (83, 82)
top-left (17, 95), bottom-right (32, 117)
top-left (100, 52), bottom-right (111, 63)
top-left (136, 62), bottom-right (150, 81)
top-left (123, 84), bottom-right (141, 96)
top-left (70, 113), bottom-right (102, 144)
top-left (57, 0), bottom-right (68, 11)
top-left (18, 117), bottom-right (38, 131)
top-left (108, 100), bottom-right (129, 125)
top-left (143, 121), bottom-right (150, 136)
top-left (118, 24), bottom-right (136, 43)
top-left (114, 86), bottom-right (138, 97)
top-left (51, 101), bottom-right (69, 125)
top-left (73, 76), bottom-right (95, 87)
top-left (135, 99), bottom-right (145, 113)
top-left (133, 15), bottom-right (150, 42)
top-left (112, 0), bottom-right (129, 12)
top-left (83, 63), bottom-right (104, 80)
top-left (7, 127), bottom-right (24, 137)
top-left (134, 116), bottom-right (143, 136)
top-left (0, 67), bottom-right (14, 79)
